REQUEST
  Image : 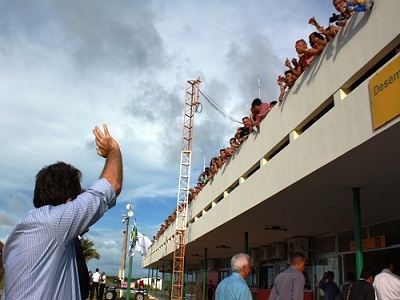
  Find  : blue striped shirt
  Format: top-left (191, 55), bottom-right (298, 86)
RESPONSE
top-left (2, 178), bottom-right (116, 300)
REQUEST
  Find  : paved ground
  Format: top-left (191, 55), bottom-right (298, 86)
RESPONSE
top-left (148, 292), bottom-right (169, 300)
top-left (112, 292), bottom-right (170, 300)
top-left (0, 289), bottom-right (173, 300)
top-left (148, 293), bottom-right (197, 300)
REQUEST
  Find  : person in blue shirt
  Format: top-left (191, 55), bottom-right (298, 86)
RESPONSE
top-left (319, 271), bottom-right (340, 300)
top-left (215, 253), bottom-right (252, 300)
top-left (2, 124), bottom-right (123, 300)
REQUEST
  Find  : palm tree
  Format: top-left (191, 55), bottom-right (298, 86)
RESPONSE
top-left (81, 237), bottom-right (100, 262)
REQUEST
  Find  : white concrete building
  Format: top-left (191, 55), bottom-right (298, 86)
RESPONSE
top-left (143, 1), bottom-right (400, 299)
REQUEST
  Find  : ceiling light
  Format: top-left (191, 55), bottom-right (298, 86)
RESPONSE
top-left (216, 245), bottom-right (231, 249)
top-left (265, 225), bottom-right (287, 231)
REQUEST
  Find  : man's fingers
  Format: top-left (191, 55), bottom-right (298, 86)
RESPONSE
top-left (93, 124), bottom-right (116, 159)
top-left (103, 124), bottom-right (109, 136)
top-left (93, 126), bottom-right (103, 140)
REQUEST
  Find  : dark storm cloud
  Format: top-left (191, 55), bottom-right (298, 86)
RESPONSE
top-left (50, 1), bottom-right (166, 72)
top-left (226, 33), bottom-right (283, 107)
top-left (127, 81), bottom-right (181, 123)
top-left (0, 0), bottom-right (167, 72)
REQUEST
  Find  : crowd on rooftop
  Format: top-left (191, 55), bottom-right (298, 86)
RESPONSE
top-left (277, 0), bottom-right (373, 102)
top-left (151, 0), bottom-right (374, 245)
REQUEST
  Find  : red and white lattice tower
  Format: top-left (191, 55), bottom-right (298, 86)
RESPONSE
top-left (171, 77), bottom-right (201, 300)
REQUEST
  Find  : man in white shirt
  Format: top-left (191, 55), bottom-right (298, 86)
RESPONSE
top-left (99, 272), bottom-right (107, 299)
top-left (373, 256), bottom-right (400, 300)
top-left (91, 268), bottom-right (101, 299)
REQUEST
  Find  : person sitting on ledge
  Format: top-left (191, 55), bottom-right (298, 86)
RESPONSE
top-left (347, 0), bottom-right (374, 11)
top-left (235, 117), bottom-right (252, 144)
top-left (229, 137), bottom-right (241, 152)
top-left (216, 148), bottom-right (228, 170)
top-left (285, 39), bottom-right (321, 78)
top-left (332, 0), bottom-right (354, 26)
top-left (198, 167), bottom-right (210, 185)
top-left (309, 32), bottom-right (328, 51)
top-left (278, 70), bottom-right (296, 102)
top-left (308, 16), bottom-right (339, 41)
top-left (250, 98), bottom-right (271, 131)
top-left (208, 156), bottom-right (218, 179)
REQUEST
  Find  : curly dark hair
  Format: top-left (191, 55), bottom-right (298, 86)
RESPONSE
top-left (33, 162), bottom-right (82, 208)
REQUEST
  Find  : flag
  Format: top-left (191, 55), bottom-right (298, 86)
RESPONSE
top-left (135, 232), bottom-right (152, 256)
top-left (128, 220), bottom-right (138, 257)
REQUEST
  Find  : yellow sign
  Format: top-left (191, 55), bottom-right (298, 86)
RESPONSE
top-left (350, 235), bottom-right (386, 251)
top-left (369, 55), bottom-right (400, 129)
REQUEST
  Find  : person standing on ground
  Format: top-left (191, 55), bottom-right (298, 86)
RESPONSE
top-left (269, 252), bottom-right (306, 300)
top-left (207, 279), bottom-right (215, 300)
top-left (215, 253), bottom-right (252, 300)
top-left (373, 256), bottom-right (400, 300)
top-left (2, 124), bottom-right (123, 300)
top-left (88, 271), bottom-right (94, 299)
top-left (98, 271), bottom-right (106, 300)
top-left (340, 271), bottom-right (356, 293)
top-left (91, 268), bottom-right (101, 300)
top-left (345, 267), bottom-right (375, 300)
top-left (319, 271), bottom-right (340, 300)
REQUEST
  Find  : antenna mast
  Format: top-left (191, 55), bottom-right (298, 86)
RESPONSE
top-left (171, 77), bottom-right (201, 300)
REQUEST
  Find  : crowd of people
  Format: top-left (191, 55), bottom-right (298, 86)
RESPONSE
top-left (191, 99), bottom-right (279, 201)
top-left (215, 252), bottom-right (400, 300)
top-left (88, 268), bottom-right (107, 300)
top-left (151, 99), bottom-right (277, 244)
top-left (316, 256), bottom-right (400, 300)
top-left (151, 0), bottom-right (376, 245)
top-left (277, 0), bottom-right (373, 102)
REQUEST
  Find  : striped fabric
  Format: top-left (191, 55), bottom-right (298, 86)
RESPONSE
top-left (2, 178), bottom-right (116, 300)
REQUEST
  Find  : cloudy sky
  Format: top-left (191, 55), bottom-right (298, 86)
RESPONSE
top-left (0, 0), bottom-right (335, 277)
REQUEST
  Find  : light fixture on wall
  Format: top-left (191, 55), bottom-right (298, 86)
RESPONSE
top-left (264, 225), bottom-right (287, 231)
top-left (191, 253), bottom-right (203, 257)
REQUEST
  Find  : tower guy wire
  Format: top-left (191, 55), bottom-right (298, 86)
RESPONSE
top-left (198, 89), bottom-right (242, 124)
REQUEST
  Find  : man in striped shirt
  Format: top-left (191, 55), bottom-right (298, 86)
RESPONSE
top-left (2, 124), bottom-right (123, 300)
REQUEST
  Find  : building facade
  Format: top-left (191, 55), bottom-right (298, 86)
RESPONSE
top-left (144, 2), bottom-right (400, 299)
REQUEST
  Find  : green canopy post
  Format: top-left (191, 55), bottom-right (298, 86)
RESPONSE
top-left (353, 187), bottom-right (364, 279)
top-left (203, 248), bottom-right (207, 300)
